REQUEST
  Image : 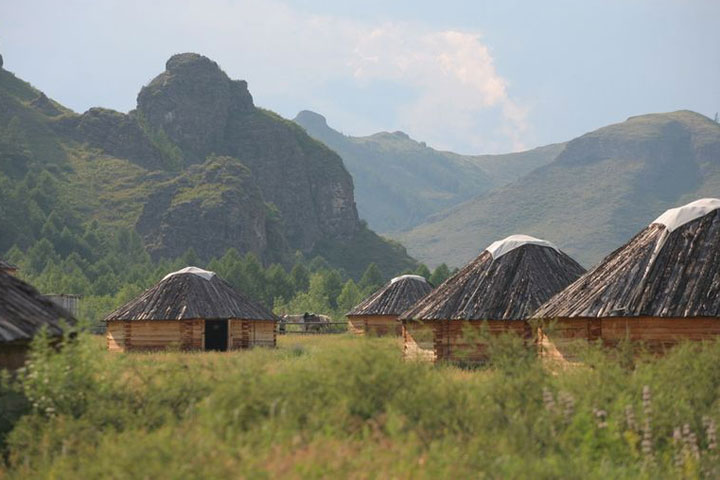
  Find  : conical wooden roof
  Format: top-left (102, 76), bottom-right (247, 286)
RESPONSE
top-left (0, 270), bottom-right (75, 343)
top-left (348, 275), bottom-right (433, 316)
top-left (534, 199), bottom-right (720, 319)
top-left (104, 267), bottom-right (278, 321)
top-left (401, 236), bottom-right (585, 321)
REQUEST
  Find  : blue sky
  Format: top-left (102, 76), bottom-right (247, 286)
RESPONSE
top-left (1, 0), bottom-right (718, 153)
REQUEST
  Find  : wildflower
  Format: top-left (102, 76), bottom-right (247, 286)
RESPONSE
top-left (641, 386), bottom-right (653, 458)
top-left (683, 423), bottom-right (700, 460)
top-left (673, 426), bottom-right (684, 468)
top-left (593, 408), bottom-right (608, 429)
top-left (558, 392), bottom-right (574, 424)
top-left (542, 387), bottom-right (555, 413)
top-left (703, 416), bottom-right (717, 451)
top-left (625, 405), bottom-right (637, 432)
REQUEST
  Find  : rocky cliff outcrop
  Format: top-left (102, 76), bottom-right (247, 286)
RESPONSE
top-left (136, 155), bottom-right (287, 262)
top-left (136, 53), bottom-right (360, 253)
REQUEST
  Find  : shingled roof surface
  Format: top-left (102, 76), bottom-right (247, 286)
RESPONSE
top-left (0, 270), bottom-right (75, 343)
top-left (401, 242), bottom-right (585, 321)
top-left (348, 275), bottom-right (433, 316)
top-left (534, 202), bottom-right (720, 319)
top-left (104, 267), bottom-right (278, 321)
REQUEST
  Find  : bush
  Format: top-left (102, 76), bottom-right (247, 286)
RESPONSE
top-left (1, 334), bottom-right (720, 477)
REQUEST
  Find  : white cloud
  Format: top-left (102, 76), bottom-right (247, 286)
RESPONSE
top-left (347, 24), bottom-right (529, 151)
top-left (0, 0), bottom-right (529, 153)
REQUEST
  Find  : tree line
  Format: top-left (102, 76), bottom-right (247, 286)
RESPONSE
top-left (5, 228), bottom-right (453, 326)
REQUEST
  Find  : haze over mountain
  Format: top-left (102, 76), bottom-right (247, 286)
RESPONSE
top-left (294, 110), bottom-right (564, 232)
top-left (398, 110), bottom-right (720, 268)
top-left (0, 52), bottom-right (416, 277)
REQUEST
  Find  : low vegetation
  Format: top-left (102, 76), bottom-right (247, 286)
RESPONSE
top-left (1, 332), bottom-right (719, 478)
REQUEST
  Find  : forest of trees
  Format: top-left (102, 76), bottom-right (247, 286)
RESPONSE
top-left (4, 227), bottom-right (453, 327)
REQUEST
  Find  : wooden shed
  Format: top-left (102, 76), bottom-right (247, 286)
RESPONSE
top-left (400, 235), bottom-right (585, 363)
top-left (347, 274), bottom-right (433, 336)
top-left (104, 267), bottom-right (278, 352)
top-left (534, 198), bottom-right (720, 361)
top-left (0, 270), bottom-right (76, 369)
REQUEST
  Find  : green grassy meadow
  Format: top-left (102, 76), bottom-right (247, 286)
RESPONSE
top-left (1, 332), bottom-right (719, 479)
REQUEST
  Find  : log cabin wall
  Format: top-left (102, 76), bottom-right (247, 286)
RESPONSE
top-left (348, 315), bottom-right (401, 336)
top-left (229, 319), bottom-right (276, 349)
top-left (0, 342), bottom-right (29, 370)
top-left (404, 320), bottom-right (531, 363)
top-left (365, 315), bottom-right (402, 336)
top-left (540, 316), bottom-right (720, 361)
top-left (435, 320), bottom-right (531, 363)
top-left (403, 322), bottom-right (437, 362)
top-left (107, 319), bottom-right (204, 352)
top-left (346, 316), bottom-right (366, 335)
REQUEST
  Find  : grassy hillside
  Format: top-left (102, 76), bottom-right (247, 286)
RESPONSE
top-left (398, 111), bottom-right (720, 268)
top-left (294, 110), bottom-right (564, 232)
top-left (1, 333), bottom-right (719, 477)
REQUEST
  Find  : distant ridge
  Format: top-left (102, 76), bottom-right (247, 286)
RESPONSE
top-left (294, 110), bottom-right (564, 232)
top-left (397, 110), bottom-right (720, 268)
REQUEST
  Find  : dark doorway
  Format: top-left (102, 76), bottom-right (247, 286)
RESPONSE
top-left (205, 320), bottom-right (228, 351)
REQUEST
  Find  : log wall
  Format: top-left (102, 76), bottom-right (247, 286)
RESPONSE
top-left (403, 322), bottom-right (437, 362)
top-left (0, 342), bottom-right (29, 370)
top-left (403, 320), bottom-right (531, 363)
top-left (108, 319), bottom-right (276, 352)
top-left (229, 319), bottom-right (276, 349)
top-left (539, 316), bottom-right (720, 362)
top-left (107, 320), bottom-right (204, 352)
top-left (347, 315), bottom-right (401, 337)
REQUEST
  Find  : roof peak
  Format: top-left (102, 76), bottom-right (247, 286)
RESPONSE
top-left (391, 274), bottom-right (427, 284)
top-left (485, 234), bottom-right (559, 260)
top-left (651, 198), bottom-right (720, 233)
top-left (162, 266), bottom-right (216, 282)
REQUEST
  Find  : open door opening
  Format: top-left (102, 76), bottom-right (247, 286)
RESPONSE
top-left (205, 319), bottom-right (228, 351)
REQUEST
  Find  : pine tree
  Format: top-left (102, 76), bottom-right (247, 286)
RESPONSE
top-left (359, 262), bottom-right (384, 292)
top-left (337, 279), bottom-right (362, 313)
top-left (415, 264), bottom-right (431, 280)
top-left (429, 263), bottom-right (451, 286)
top-left (290, 263), bottom-right (310, 293)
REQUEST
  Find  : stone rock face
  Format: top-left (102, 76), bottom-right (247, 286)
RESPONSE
top-left (136, 156), bottom-right (279, 261)
top-left (137, 53), bottom-right (253, 164)
top-left (136, 53), bottom-right (360, 253)
top-left (30, 92), bottom-right (62, 116)
top-left (0, 54), bottom-right (3, 69)
top-left (55, 108), bottom-right (167, 170)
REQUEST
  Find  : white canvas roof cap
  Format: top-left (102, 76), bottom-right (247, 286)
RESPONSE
top-left (651, 198), bottom-right (720, 233)
top-left (390, 274), bottom-right (427, 284)
top-left (485, 234), bottom-right (559, 260)
top-left (162, 266), bottom-right (216, 282)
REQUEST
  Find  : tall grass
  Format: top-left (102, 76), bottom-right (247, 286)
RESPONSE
top-left (1, 333), bottom-right (719, 478)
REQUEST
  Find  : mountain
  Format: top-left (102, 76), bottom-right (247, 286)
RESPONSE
top-left (397, 110), bottom-right (720, 268)
top-left (294, 110), bottom-right (564, 232)
top-left (0, 53), bottom-right (416, 277)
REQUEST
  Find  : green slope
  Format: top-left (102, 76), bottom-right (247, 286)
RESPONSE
top-left (398, 111), bottom-right (720, 268)
top-left (294, 110), bottom-right (564, 233)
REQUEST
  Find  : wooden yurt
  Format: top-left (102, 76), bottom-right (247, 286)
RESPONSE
top-left (0, 258), bottom-right (17, 275)
top-left (0, 270), bottom-right (76, 369)
top-left (400, 235), bottom-right (585, 363)
top-left (105, 266), bottom-right (278, 352)
top-left (347, 274), bottom-right (433, 336)
top-left (534, 198), bottom-right (720, 360)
